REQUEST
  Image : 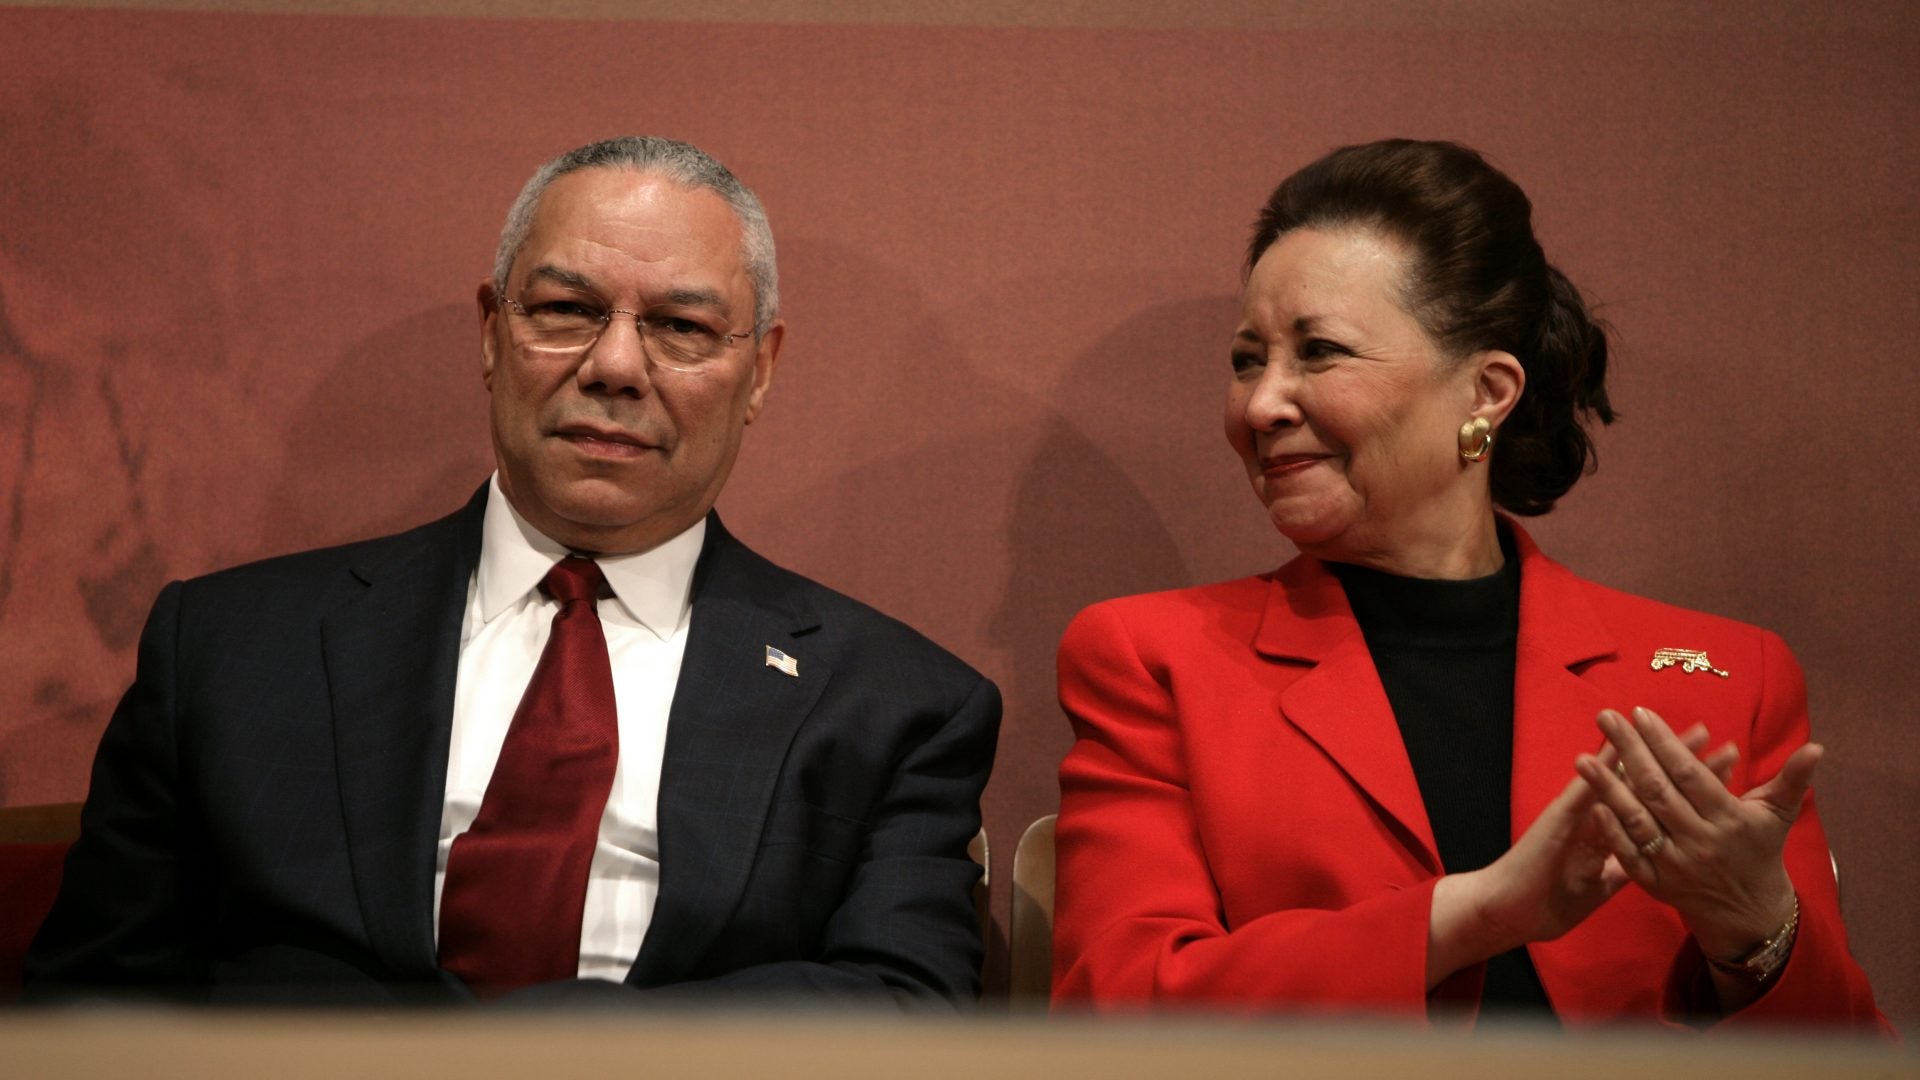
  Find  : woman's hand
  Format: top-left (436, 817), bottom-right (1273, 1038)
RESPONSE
top-left (1575, 707), bottom-right (1810, 963)
top-left (1427, 724), bottom-right (1727, 988)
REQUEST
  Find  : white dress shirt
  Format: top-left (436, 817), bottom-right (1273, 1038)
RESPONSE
top-left (434, 474), bottom-right (704, 982)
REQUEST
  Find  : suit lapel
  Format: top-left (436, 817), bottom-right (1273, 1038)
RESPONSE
top-left (1500, 526), bottom-right (1622, 1004)
top-left (1254, 528), bottom-right (1622, 872)
top-left (629, 515), bottom-right (830, 986)
top-left (324, 488), bottom-right (485, 980)
top-left (1257, 556), bottom-right (1442, 873)
top-left (1506, 526), bottom-right (1618, 838)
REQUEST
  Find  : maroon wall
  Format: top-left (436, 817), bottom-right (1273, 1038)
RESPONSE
top-left (2, 3), bottom-right (1914, 1023)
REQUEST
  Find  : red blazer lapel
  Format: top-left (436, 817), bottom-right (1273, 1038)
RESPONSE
top-left (1250, 527), bottom-right (1622, 882)
top-left (1255, 555), bottom-right (1442, 874)
top-left (1506, 524), bottom-right (1620, 841)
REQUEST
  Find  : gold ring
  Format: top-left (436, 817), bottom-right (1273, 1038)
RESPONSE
top-left (1638, 832), bottom-right (1667, 859)
top-left (1614, 762), bottom-right (1628, 782)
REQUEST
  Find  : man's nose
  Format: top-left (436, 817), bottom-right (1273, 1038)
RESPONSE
top-left (576, 312), bottom-right (653, 398)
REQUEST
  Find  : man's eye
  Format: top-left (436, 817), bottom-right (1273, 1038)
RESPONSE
top-left (648, 315), bottom-right (718, 339)
top-left (531, 301), bottom-right (600, 320)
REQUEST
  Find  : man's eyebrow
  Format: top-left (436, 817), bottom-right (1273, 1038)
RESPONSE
top-left (526, 264), bottom-right (597, 292)
top-left (663, 287), bottom-right (728, 311)
top-left (524, 269), bottom-right (728, 313)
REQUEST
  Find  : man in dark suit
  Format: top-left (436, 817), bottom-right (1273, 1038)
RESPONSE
top-left (27, 137), bottom-right (1000, 1007)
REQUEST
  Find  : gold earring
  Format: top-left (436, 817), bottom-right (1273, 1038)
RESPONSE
top-left (1458, 417), bottom-right (1493, 462)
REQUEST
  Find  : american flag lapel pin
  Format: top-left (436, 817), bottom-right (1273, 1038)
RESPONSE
top-left (765, 645), bottom-right (799, 677)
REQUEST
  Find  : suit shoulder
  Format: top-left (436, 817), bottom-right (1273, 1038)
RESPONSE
top-left (732, 542), bottom-right (990, 688)
top-left (1063, 574), bottom-right (1271, 653)
top-left (171, 500), bottom-right (474, 605)
top-left (1553, 570), bottom-right (1808, 748)
top-left (1558, 572), bottom-right (1796, 698)
top-left (1571, 575), bottom-right (1781, 650)
top-left (1069, 574), bottom-right (1272, 628)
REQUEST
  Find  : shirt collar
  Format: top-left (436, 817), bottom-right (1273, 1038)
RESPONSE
top-left (476, 473), bottom-right (706, 641)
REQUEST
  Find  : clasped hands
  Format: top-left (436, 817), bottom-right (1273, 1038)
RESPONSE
top-left (1442, 708), bottom-right (1814, 992)
top-left (1571, 707), bottom-right (1812, 962)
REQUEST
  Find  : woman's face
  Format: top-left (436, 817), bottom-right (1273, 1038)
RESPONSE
top-left (1226, 226), bottom-right (1486, 567)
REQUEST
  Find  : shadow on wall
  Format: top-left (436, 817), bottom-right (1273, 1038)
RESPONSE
top-left (263, 302), bottom-right (495, 548)
top-left (1821, 751), bottom-right (1920, 1021)
top-left (0, 288), bottom-right (45, 639)
top-left (976, 293), bottom-right (1246, 993)
top-left (713, 232), bottom-right (1029, 647)
top-left (0, 87), bottom-right (245, 804)
top-left (986, 292), bottom-right (1250, 765)
top-left (717, 238), bottom-right (1234, 982)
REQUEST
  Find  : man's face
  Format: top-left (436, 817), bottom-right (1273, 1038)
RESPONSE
top-left (479, 168), bottom-right (782, 554)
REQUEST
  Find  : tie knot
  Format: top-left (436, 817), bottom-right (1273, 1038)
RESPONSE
top-left (541, 557), bottom-right (604, 606)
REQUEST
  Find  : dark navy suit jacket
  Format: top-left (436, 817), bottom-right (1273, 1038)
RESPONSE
top-left (28, 486), bottom-right (1001, 1006)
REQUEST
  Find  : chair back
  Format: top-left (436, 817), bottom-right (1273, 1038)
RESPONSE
top-left (1007, 814), bottom-right (1056, 1005)
top-left (0, 801), bottom-right (83, 999)
top-left (966, 826), bottom-right (991, 951)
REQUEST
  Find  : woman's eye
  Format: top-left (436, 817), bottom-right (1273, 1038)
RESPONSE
top-left (1231, 350), bottom-right (1264, 374)
top-left (1301, 339), bottom-right (1345, 361)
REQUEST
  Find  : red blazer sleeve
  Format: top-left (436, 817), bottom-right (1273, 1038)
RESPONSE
top-left (1051, 600), bottom-right (1438, 1017)
top-left (1672, 631), bottom-right (1892, 1034)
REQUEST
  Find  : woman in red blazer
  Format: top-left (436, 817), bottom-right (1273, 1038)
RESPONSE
top-left (1052, 140), bottom-right (1887, 1031)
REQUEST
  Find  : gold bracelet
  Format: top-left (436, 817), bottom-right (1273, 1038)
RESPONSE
top-left (1706, 895), bottom-right (1800, 983)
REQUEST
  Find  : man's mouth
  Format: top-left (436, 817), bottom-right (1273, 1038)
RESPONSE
top-left (554, 423), bottom-right (656, 455)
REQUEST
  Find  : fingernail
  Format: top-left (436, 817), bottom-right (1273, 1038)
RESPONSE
top-left (1632, 706), bottom-right (1656, 727)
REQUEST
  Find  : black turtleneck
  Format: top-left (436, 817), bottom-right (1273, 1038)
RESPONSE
top-left (1330, 538), bottom-right (1554, 1018)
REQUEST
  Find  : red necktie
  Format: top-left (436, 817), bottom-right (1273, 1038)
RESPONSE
top-left (439, 556), bottom-right (619, 995)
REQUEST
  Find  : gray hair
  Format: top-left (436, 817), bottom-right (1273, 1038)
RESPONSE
top-left (491, 136), bottom-right (779, 332)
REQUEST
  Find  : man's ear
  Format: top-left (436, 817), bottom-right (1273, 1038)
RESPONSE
top-left (477, 281), bottom-right (501, 388)
top-left (1471, 349), bottom-right (1525, 428)
top-left (743, 319), bottom-right (785, 424)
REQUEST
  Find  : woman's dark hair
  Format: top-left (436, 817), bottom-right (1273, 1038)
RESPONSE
top-left (1247, 139), bottom-right (1615, 515)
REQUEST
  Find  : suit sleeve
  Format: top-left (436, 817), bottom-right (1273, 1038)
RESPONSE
top-left (1668, 630), bottom-right (1892, 1034)
top-left (25, 581), bottom-right (214, 1000)
top-left (670, 671), bottom-right (1001, 1007)
top-left (1051, 601), bottom-right (1438, 1017)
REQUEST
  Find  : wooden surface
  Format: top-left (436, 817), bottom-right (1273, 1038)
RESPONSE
top-left (0, 1011), bottom-right (1909, 1079)
top-left (1008, 814), bottom-right (1056, 1005)
top-left (0, 802), bottom-right (81, 845)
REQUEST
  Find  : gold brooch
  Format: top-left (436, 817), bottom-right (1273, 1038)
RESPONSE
top-left (1650, 648), bottom-right (1728, 678)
